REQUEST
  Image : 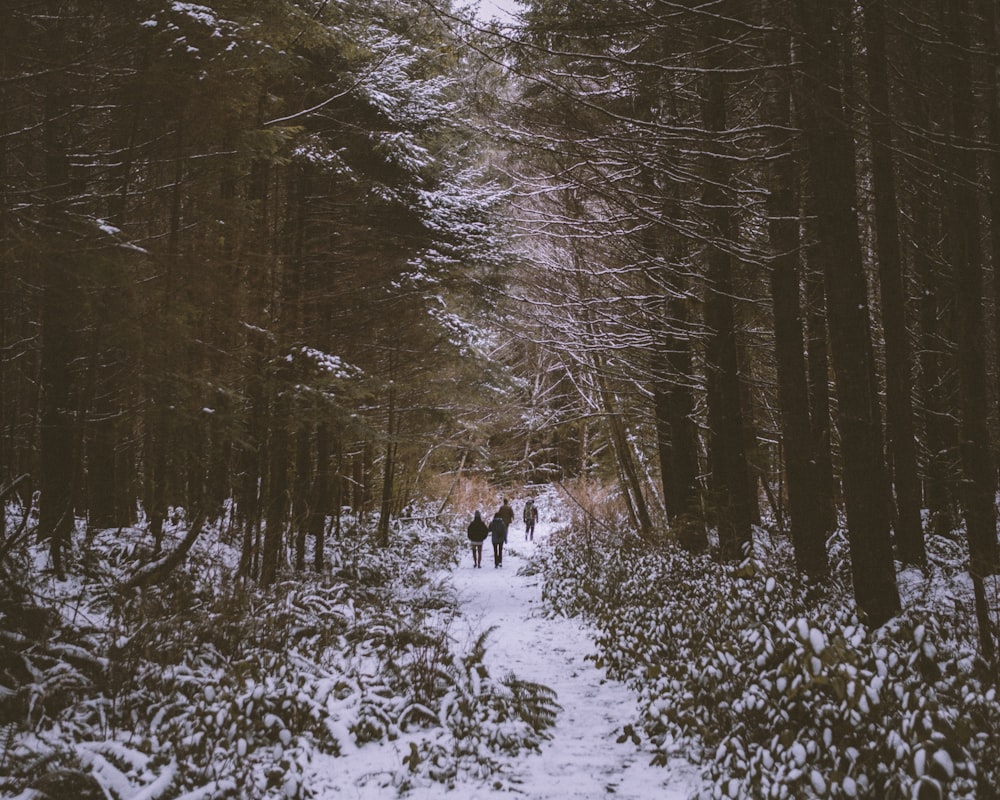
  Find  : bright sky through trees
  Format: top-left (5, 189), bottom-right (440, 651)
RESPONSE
top-left (475, 0), bottom-right (521, 22)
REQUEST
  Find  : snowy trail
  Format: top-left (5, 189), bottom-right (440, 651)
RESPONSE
top-left (448, 527), bottom-right (698, 800)
top-left (310, 510), bottom-right (699, 799)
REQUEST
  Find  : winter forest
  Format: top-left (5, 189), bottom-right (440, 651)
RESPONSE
top-left (2, 0), bottom-right (1000, 798)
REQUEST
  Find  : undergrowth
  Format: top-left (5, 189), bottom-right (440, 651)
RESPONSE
top-left (538, 522), bottom-right (999, 800)
top-left (0, 511), bottom-right (557, 799)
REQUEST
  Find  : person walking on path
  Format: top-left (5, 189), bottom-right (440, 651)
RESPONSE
top-left (467, 511), bottom-right (489, 568)
top-left (498, 497), bottom-right (515, 531)
top-left (522, 498), bottom-right (538, 541)
top-left (489, 512), bottom-right (508, 568)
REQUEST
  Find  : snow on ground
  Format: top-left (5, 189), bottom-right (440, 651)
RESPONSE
top-left (310, 504), bottom-right (701, 799)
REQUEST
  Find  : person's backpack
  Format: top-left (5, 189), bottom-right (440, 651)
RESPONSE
top-left (489, 516), bottom-right (506, 538)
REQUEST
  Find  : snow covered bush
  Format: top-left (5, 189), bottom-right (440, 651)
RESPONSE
top-left (396, 628), bottom-right (559, 790)
top-left (1, 511), bottom-right (558, 799)
top-left (538, 524), bottom-right (999, 800)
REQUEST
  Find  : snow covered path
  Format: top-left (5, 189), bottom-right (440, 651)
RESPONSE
top-left (310, 512), bottom-right (700, 799)
top-left (448, 531), bottom-right (698, 800)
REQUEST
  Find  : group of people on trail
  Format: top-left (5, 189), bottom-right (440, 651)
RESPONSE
top-left (466, 496), bottom-right (539, 568)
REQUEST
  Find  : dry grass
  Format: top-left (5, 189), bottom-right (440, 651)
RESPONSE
top-left (421, 473), bottom-right (514, 528)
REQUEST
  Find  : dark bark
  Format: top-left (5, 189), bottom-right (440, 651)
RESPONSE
top-left (125, 512), bottom-right (207, 590)
top-left (377, 386), bottom-right (396, 548)
top-left (864, 0), bottom-right (925, 566)
top-left (944, 0), bottom-right (997, 659)
top-left (86, 407), bottom-right (119, 531)
top-left (648, 191), bottom-right (703, 549)
top-left (37, 40), bottom-right (78, 579)
top-left (983, 0), bottom-right (1000, 476)
top-left (654, 324), bottom-right (702, 528)
top-left (598, 369), bottom-right (652, 536)
top-left (261, 391), bottom-right (289, 587)
top-left (293, 425), bottom-right (312, 571)
top-left (206, 388), bottom-right (232, 520)
top-left (905, 21), bottom-right (959, 540)
top-left (763, 0), bottom-right (827, 579)
top-left (701, 66), bottom-right (754, 561)
top-left (309, 423), bottom-right (331, 571)
top-left (798, 0), bottom-right (901, 626)
top-left (802, 235), bottom-right (838, 533)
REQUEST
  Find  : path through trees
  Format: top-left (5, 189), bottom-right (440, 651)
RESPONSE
top-left (309, 504), bottom-right (701, 799)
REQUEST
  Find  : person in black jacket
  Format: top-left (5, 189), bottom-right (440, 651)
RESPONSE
top-left (498, 497), bottom-right (515, 530)
top-left (489, 512), bottom-right (508, 568)
top-left (522, 498), bottom-right (538, 541)
top-left (467, 511), bottom-right (489, 568)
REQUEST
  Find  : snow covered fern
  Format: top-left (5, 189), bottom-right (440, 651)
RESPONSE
top-left (538, 524), bottom-right (999, 800)
top-left (395, 627), bottom-right (560, 791)
top-left (1, 514), bottom-right (559, 799)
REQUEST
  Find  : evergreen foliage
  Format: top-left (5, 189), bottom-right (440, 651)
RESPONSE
top-left (0, 512), bottom-right (558, 798)
top-left (538, 522), bottom-right (999, 799)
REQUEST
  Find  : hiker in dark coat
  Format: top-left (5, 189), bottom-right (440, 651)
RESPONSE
top-left (522, 498), bottom-right (538, 541)
top-left (489, 513), bottom-right (508, 568)
top-left (467, 511), bottom-right (489, 568)
top-left (498, 497), bottom-right (515, 530)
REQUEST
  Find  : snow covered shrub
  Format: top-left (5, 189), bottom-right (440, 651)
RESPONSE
top-left (396, 628), bottom-right (559, 790)
top-left (539, 526), bottom-right (1000, 800)
top-left (696, 597), bottom-right (1000, 800)
top-left (3, 513), bottom-right (560, 798)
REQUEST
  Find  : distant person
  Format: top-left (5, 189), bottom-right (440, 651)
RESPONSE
top-left (489, 512), bottom-right (508, 568)
top-left (522, 498), bottom-right (538, 541)
top-left (498, 497), bottom-right (515, 530)
top-left (467, 511), bottom-right (489, 568)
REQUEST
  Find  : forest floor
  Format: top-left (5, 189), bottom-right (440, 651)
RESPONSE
top-left (309, 512), bottom-right (702, 799)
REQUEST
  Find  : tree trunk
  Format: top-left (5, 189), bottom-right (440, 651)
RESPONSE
top-left (802, 233), bottom-right (838, 533)
top-left (905, 23), bottom-right (958, 540)
top-left (944, 0), bottom-right (997, 660)
top-left (982, 0), bottom-right (1000, 473)
top-left (865, 0), bottom-right (926, 567)
top-left (293, 425), bottom-right (312, 571)
top-left (701, 65), bottom-right (754, 561)
top-left (377, 385), bottom-right (396, 548)
top-left (763, 0), bottom-right (827, 579)
top-left (310, 423), bottom-right (331, 571)
top-left (37, 46), bottom-right (78, 579)
top-left (261, 390), bottom-right (289, 587)
top-left (798, 0), bottom-right (901, 626)
top-left (598, 370), bottom-right (652, 536)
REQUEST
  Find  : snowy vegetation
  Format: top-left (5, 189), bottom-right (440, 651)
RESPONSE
top-left (538, 489), bottom-right (1000, 800)
top-left (0, 507), bottom-right (558, 799)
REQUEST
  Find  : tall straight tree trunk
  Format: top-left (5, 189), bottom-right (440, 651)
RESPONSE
top-left (802, 233), bottom-right (837, 533)
top-left (944, 0), bottom-right (997, 661)
top-left (262, 385), bottom-right (289, 587)
top-left (982, 0), bottom-right (1000, 443)
top-left (798, 0), bottom-right (901, 626)
top-left (864, 0), bottom-right (925, 567)
top-left (236, 341), bottom-right (267, 579)
top-left (915, 211), bottom-right (957, 538)
top-left (648, 208), bottom-right (704, 547)
top-left (904, 24), bottom-right (958, 539)
top-left (701, 66), bottom-right (754, 561)
top-left (147, 123), bottom-right (186, 553)
top-left (653, 303), bottom-right (702, 534)
top-left (309, 423), bottom-right (331, 571)
top-left (763, 0), bottom-right (827, 579)
top-left (38, 40), bottom-right (77, 579)
top-left (596, 367), bottom-right (652, 536)
top-left (377, 384), bottom-right (397, 548)
top-left (293, 426), bottom-right (312, 571)
top-left (38, 259), bottom-right (77, 578)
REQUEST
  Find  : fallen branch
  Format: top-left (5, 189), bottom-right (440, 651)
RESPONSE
top-left (0, 474), bottom-right (29, 503)
top-left (124, 513), bottom-right (207, 590)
